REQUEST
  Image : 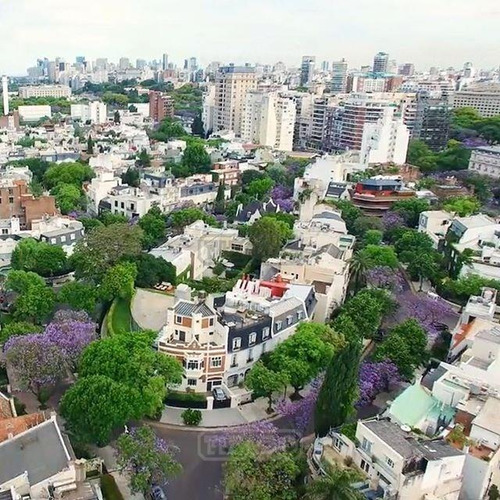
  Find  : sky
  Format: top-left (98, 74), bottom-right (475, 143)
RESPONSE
top-left (0, 0), bottom-right (499, 75)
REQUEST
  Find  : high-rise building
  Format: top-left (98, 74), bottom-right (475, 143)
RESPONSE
top-left (453, 85), bottom-right (500, 118)
top-left (360, 107), bottom-right (410, 165)
top-left (214, 66), bottom-right (257, 135)
top-left (202, 83), bottom-right (217, 134)
top-left (188, 57), bottom-right (197, 72)
top-left (463, 62), bottom-right (476, 78)
top-left (321, 61), bottom-right (330, 72)
top-left (399, 63), bottom-right (415, 77)
top-left (95, 58), bottom-right (108, 71)
top-left (373, 52), bottom-right (389, 74)
top-left (162, 53), bottom-right (169, 71)
top-left (136, 59), bottom-right (147, 70)
top-left (331, 59), bottom-right (348, 93)
top-left (149, 91), bottom-right (175, 122)
top-left (119, 57), bottom-right (130, 71)
top-left (241, 91), bottom-right (296, 151)
top-left (413, 90), bottom-right (452, 150)
top-left (300, 56), bottom-right (316, 87)
top-left (2, 76), bottom-right (9, 115)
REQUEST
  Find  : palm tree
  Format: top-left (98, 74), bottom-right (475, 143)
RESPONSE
top-left (348, 251), bottom-right (370, 293)
top-left (304, 465), bottom-right (363, 500)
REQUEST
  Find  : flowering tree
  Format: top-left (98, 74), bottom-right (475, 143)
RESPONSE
top-left (4, 334), bottom-right (66, 403)
top-left (116, 425), bottom-right (181, 495)
top-left (271, 185), bottom-right (294, 212)
top-left (208, 420), bottom-right (294, 452)
top-left (44, 319), bottom-right (96, 371)
top-left (366, 266), bottom-right (405, 292)
top-left (357, 360), bottom-right (401, 407)
top-left (400, 293), bottom-right (455, 342)
top-left (382, 211), bottom-right (405, 231)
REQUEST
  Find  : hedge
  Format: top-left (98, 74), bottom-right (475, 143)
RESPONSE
top-left (222, 251), bottom-right (252, 269)
top-left (165, 390), bottom-right (208, 409)
top-left (100, 474), bottom-right (124, 500)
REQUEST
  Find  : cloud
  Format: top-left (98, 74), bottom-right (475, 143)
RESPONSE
top-left (0, 0), bottom-right (499, 74)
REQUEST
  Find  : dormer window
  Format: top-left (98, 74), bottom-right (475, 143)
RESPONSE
top-left (249, 332), bottom-right (257, 345)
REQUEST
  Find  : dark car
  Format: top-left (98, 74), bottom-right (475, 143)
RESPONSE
top-left (212, 387), bottom-right (226, 401)
top-left (150, 485), bottom-right (167, 500)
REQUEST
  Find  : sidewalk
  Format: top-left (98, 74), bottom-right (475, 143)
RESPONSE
top-left (96, 445), bottom-right (145, 500)
top-left (161, 396), bottom-right (272, 428)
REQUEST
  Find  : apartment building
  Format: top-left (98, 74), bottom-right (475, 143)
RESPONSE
top-left (468, 145), bottom-right (500, 178)
top-left (300, 56), bottom-right (316, 87)
top-left (202, 83), bottom-right (216, 133)
top-left (149, 90), bottom-right (174, 122)
top-left (18, 84), bottom-right (71, 98)
top-left (0, 178), bottom-right (57, 230)
top-left (412, 90), bottom-right (452, 150)
top-left (85, 169), bottom-right (122, 214)
top-left (453, 85), bottom-right (500, 118)
top-left (330, 59), bottom-right (348, 93)
top-left (150, 220), bottom-right (251, 279)
top-left (157, 279), bottom-right (315, 392)
top-left (418, 210), bottom-right (454, 249)
top-left (214, 66), bottom-right (257, 135)
top-left (18, 105), bottom-right (52, 122)
top-left (360, 106), bottom-right (410, 165)
top-left (241, 91), bottom-right (296, 151)
top-left (70, 101), bottom-right (107, 124)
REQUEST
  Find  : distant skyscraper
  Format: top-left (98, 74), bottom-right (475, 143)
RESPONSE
top-left (373, 52), bottom-right (389, 74)
top-left (95, 58), bottom-right (108, 70)
top-left (331, 59), bottom-right (348, 93)
top-left (119, 57), bottom-right (130, 71)
top-left (188, 57), bottom-right (198, 72)
top-left (399, 63), bottom-right (415, 77)
top-left (162, 53), bottom-right (169, 71)
top-left (300, 56), bottom-right (316, 86)
top-left (321, 61), bottom-right (329, 72)
top-left (463, 62), bottom-right (476, 78)
top-left (2, 76), bottom-right (9, 115)
top-left (136, 59), bottom-right (147, 70)
top-left (75, 56), bottom-right (85, 65)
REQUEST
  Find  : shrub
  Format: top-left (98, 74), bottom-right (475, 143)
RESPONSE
top-left (181, 408), bottom-right (202, 426)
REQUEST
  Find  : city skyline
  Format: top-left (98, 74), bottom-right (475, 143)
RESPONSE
top-left (1, 0), bottom-right (499, 75)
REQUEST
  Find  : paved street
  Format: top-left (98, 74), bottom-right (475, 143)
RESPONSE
top-left (152, 416), bottom-right (293, 500)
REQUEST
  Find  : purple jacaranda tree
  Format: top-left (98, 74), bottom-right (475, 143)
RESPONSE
top-left (208, 420), bottom-right (293, 452)
top-left (271, 185), bottom-right (294, 213)
top-left (357, 360), bottom-right (401, 407)
top-left (44, 319), bottom-right (97, 371)
top-left (366, 266), bottom-right (405, 292)
top-left (399, 293), bottom-right (455, 343)
top-left (382, 211), bottom-right (406, 231)
top-left (4, 333), bottom-right (66, 403)
top-left (462, 137), bottom-right (489, 149)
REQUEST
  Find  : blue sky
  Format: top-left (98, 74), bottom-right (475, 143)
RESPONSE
top-left (0, 0), bottom-right (499, 75)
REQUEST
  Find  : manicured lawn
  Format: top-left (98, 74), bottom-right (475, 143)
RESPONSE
top-left (107, 297), bottom-right (138, 335)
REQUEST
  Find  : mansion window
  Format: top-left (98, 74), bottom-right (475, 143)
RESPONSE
top-left (232, 337), bottom-right (241, 351)
top-left (210, 356), bottom-right (222, 368)
top-left (187, 360), bottom-right (199, 370)
top-left (249, 332), bottom-right (257, 345)
top-left (262, 327), bottom-right (270, 339)
top-left (175, 315), bottom-right (183, 324)
top-left (187, 379), bottom-right (197, 386)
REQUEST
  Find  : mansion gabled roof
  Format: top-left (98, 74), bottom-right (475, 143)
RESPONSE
top-left (174, 300), bottom-right (215, 317)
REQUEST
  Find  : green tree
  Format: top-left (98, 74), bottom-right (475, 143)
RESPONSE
top-left (341, 289), bottom-right (387, 339)
top-left (100, 262), bottom-right (137, 301)
top-left (248, 216), bottom-right (292, 261)
top-left (328, 200), bottom-right (362, 234)
top-left (315, 338), bottom-right (361, 437)
top-left (213, 182), bottom-right (226, 215)
top-left (151, 117), bottom-right (186, 142)
top-left (136, 149), bottom-right (151, 169)
top-left (43, 162), bottom-right (94, 190)
top-left (223, 441), bottom-right (300, 500)
top-left (452, 107), bottom-right (481, 129)
top-left (79, 331), bottom-right (183, 417)
top-left (443, 196), bottom-right (481, 217)
top-left (182, 142), bottom-right (211, 174)
top-left (191, 113), bottom-right (205, 137)
top-left (58, 281), bottom-right (97, 314)
top-left (121, 167), bottom-right (141, 187)
top-left (87, 135), bottom-right (94, 154)
top-left (5, 270), bottom-right (55, 323)
top-left (407, 251), bottom-right (439, 290)
top-left (130, 254), bottom-right (176, 288)
top-left (407, 140), bottom-right (436, 170)
top-left (241, 170), bottom-right (266, 185)
top-left (391, 198), bottom-right (430, 228)
top-left (348, 251), bottom-right (370, 292)
top-left (269, 323), bottom-right (333, 398)
top-left (357, 245), bottom-right (399, 269)
top-left (394, 229), bottom-right (434, 261)
top-left (0, 321), bottom-right (42, 346)
top-left (246, 177), bottom-right (274, 200)
top-left (245, 361), bottom-right (288, 413)
top-left (51, 183), bottom-right (85, 214)
top-left (71, 223), bottom-right (143, 282)
top-left (374, 319), bottom-right (428, 379)
top-left (362, 229), bottom-right (383, 247)
top-left (351, 216), bottom-right (383, 238)
top-left (488, 484), bottom-right (500, 500)
top-left (61, 375), bottom-right (142, 445)
top-left (304, 464), bottom-right (363, 500)
top-left (139, 206), bottom-right (166, 249)
top-left (169, 207), bottom-right (216, 231)
top-left (99, 212), bottom-right (129, 226)
top-left (116, 425), bottom-right (182, 494)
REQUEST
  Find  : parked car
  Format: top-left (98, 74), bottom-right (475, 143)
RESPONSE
top-left (212, 387), bottom-right (226, 401)
top-left (150, 485), bottom-right (167, 500)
